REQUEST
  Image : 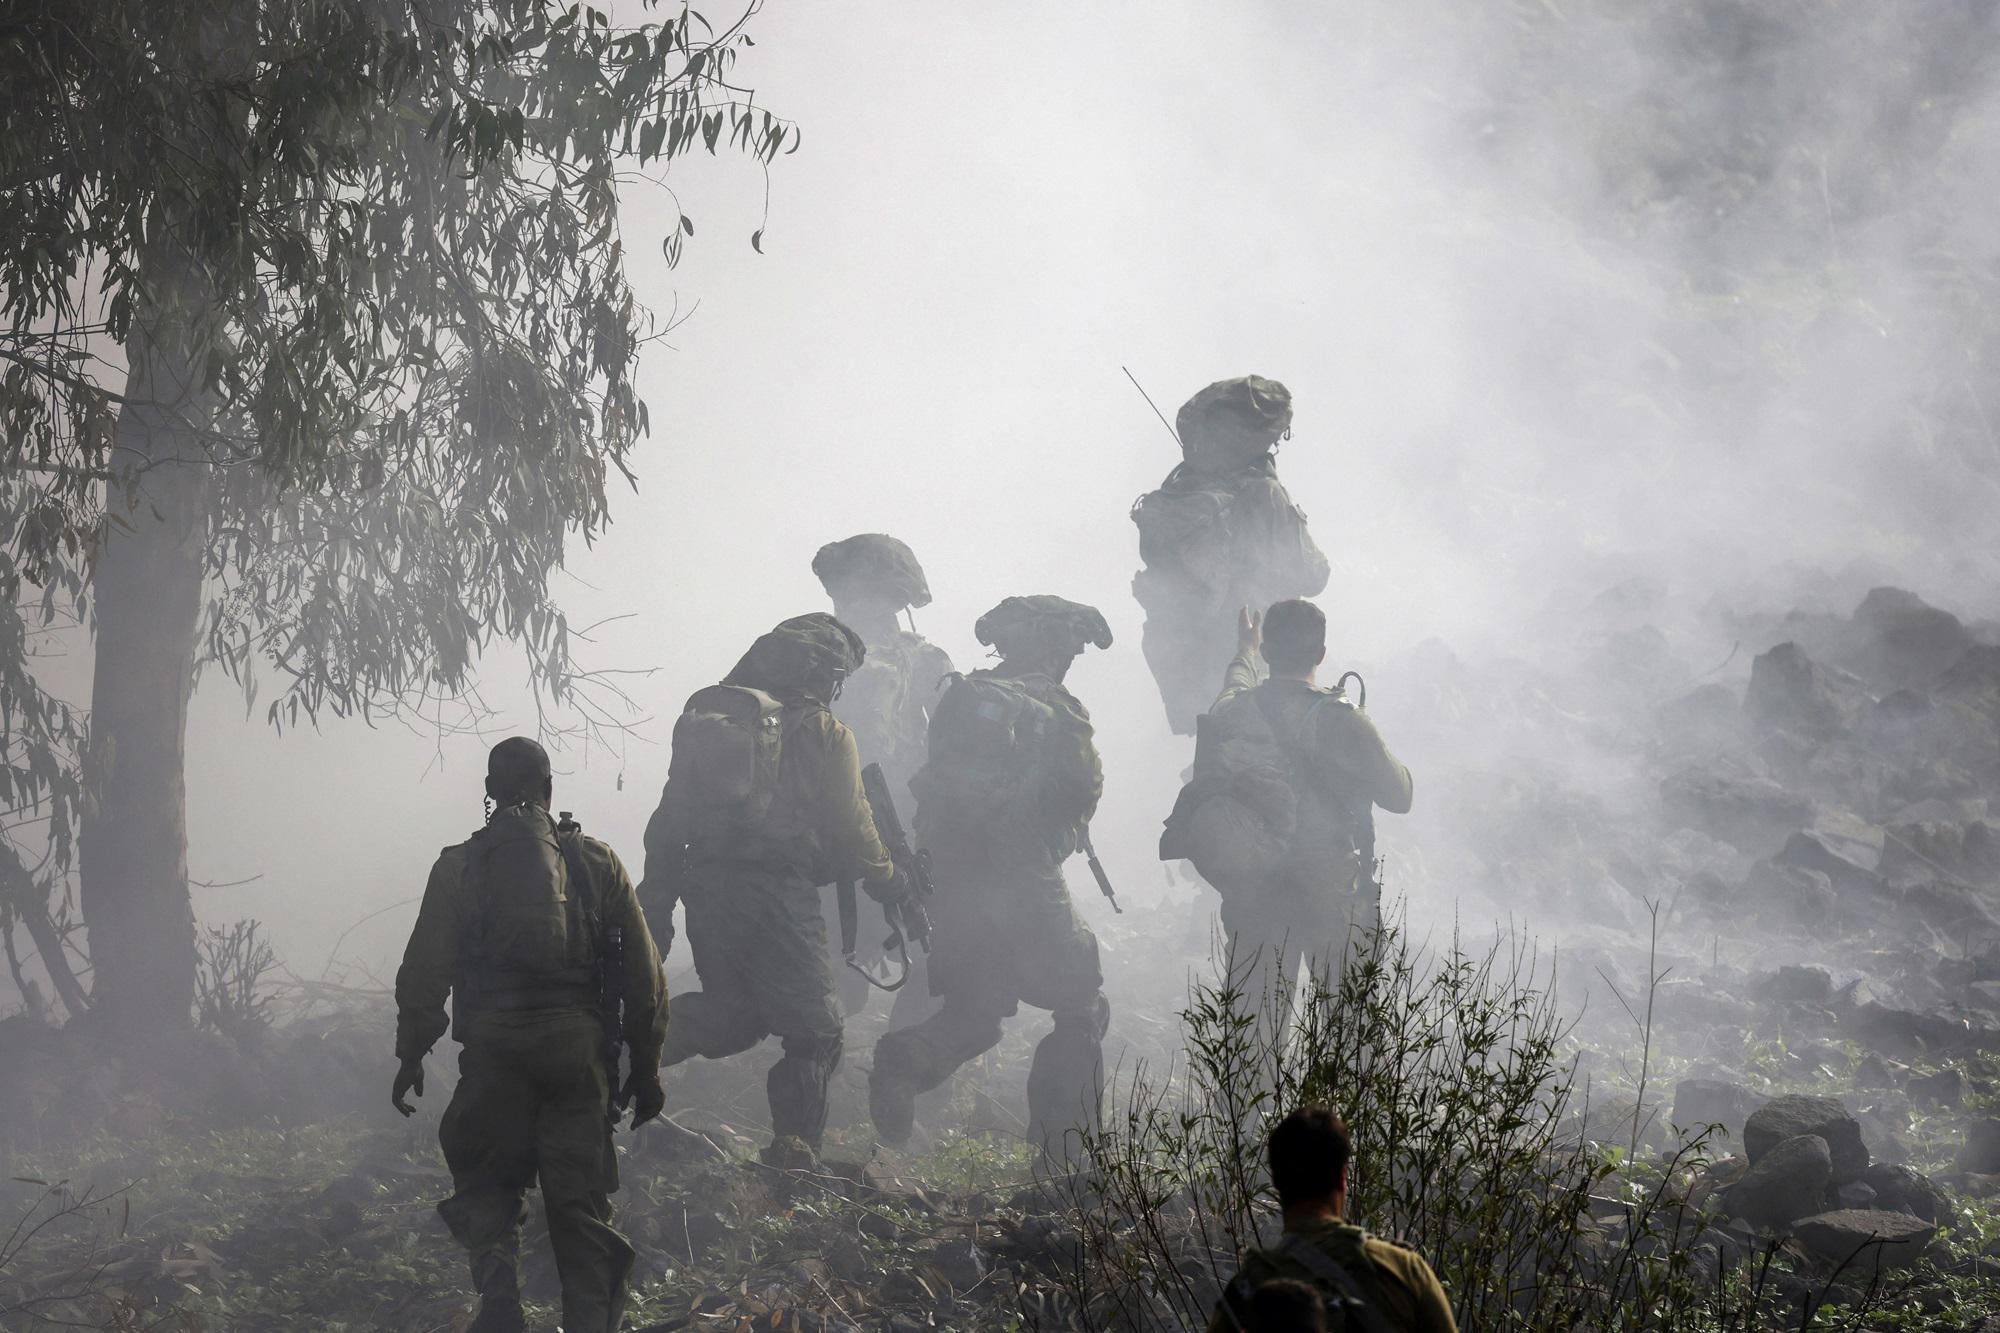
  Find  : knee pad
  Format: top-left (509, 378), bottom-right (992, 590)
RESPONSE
top-left (780, 1028), bottom-right (844, 1070)
top-left (1052, 991), bottom-right (1110, 1044)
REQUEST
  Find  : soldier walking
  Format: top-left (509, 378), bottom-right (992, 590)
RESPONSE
top-left (392, 737), bottom-right (668, 1333)
top-left (869, 596), bottom-right (1114, 1161)
top-left (638, 613), bottom-right (913, 1167)
top-left (812, 534), bottom-right (954, 1017)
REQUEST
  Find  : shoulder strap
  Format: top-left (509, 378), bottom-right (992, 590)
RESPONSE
top-left (556, 826), bottom-right (602, 932)
top-left (1275, 1234), bottom-right (1395, 1333)
top-left (1253, 685), bottom-right (1326, 780)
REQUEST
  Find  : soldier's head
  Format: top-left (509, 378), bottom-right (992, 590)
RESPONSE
top-left (1261, 598), bottom-right (1326, 680)
top-left (975, 595), bottom-right (1113, 683)
top-left (485, 736), bottom-right (552, 811)
top-left (812, 534), bottom-right (931, 636)
top-left (725, 612), bottom-right (868, 706)
top-left (1268, 1104), bottom-right (1351, 1218)
top-left (1176, 375), bottom-right (1293, 474)
top-left (1246, 1279), bottom-right (1329, 1333)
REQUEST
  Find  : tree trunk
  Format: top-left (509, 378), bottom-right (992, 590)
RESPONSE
top-left (79, 338), bottom-right (210, 1033)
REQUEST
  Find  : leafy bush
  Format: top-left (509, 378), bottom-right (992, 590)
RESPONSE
top-left (1059, 918), bottom-right (1902, 1331)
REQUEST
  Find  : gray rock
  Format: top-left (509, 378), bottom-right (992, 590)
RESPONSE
top-left (927, 1237), bottom-right (987, 1292)
top-left (1660, 766), bottom-right (1813, 854)
top-left (1862, 1163), bottom-right (1949, 1223)
top-left (1908, 1067), bottom-right (1964, 1109)
top-left (1835, 1181), bottom-right (1878, 1210)
top-left (1774, 830), bottom-right (1883, 895)
top-left (1957, 1118), bottom-right (2000, 1175)
top-left (1724, 1134), bottom-right (1832, 1229)
top-left (1670, 1078), bottom-right (1766, 1141)
top-left (1746, 642), bottom-right (1862, 737)
top-left (1742, 860), bottom-right (1839, 925)
top-left (1791, 1209), bottom-right (1936, 1273)
top-left (1743, 1095), bottom-right (1869, 1184)
top-left (1848, 588), bottom-right (1974, 692)
top-left (1754, 965), bottom-right (1834, 1006)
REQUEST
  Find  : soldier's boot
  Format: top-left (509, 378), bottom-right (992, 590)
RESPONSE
top-left (1026, 993), bottom-right (1110, 1165)
top-left (760, 1134), bottom-right (820, 1171)
top-left (467, 1255), bottom-right (525, 1333)
top-left (767, 1030), bottom-right (841, 1153)
top-left (867, 1031), bottom-right (922, 1147)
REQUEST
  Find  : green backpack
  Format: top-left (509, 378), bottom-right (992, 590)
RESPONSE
top-left (462, 804), bottom-right (598, 1002)
top-left (668, 683), bottom-right (788, 848)
top-left (916, 672), bottom-right (1061, 832)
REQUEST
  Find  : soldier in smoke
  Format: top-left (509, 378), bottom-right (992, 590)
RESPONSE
top-left (812, 533), bottom-right (954, 1017)
top-left (868, 596), bottom-right (1113, 1161)
top-left (1164, 600), bottom-right (1412, 1048)
top-left (1132, 375), bottom-right (1330, 736)
top-left (392, 737), bottom-right (668, 1333)
top-left (637, 613), bottom-right (913, 1168)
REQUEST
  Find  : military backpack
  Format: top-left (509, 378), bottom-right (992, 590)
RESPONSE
top-left (667, 683), bottom-right (788, 849)
top-left (459, 803), bottom-right (602, 1011)
top-left (1162, 687), bottom-right (1365, 900)
top-left (917, 672), bottom-right (1063, 831)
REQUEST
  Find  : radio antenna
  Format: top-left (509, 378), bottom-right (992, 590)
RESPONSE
top-left (1122, 365), bottom-right (1182, 448)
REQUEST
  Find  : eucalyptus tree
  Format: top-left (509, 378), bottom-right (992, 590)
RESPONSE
top-left (0, 0), bottom-right (792, 1030)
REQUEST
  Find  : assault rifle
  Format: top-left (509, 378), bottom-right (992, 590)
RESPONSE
top-left (838, 763), bottom-right (935, 992)
top-left (1078, 825), bottom-right (1122, 913)
top-left (558, 810), bottom-right (630, 1126)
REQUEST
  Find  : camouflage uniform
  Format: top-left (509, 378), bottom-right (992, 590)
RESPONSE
top-left (639, 614), bottom-right (896, 1156)
top-left (870, 597), bottom-right (1113, 1159)
top-left (1132, 376), bottom-right (1330, 735)
top-left (813, 534), bottom-right (955, 1016)
top-left (1207, 1218), bottom-right (1458, 1333)
top-left (1210, 644), bottom-right (1412, 1045)
top-left (395, 812), bottom-right (666, 1333)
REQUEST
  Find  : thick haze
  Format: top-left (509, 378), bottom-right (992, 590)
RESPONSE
top-left (158, 1), bottom-right (2000, 985)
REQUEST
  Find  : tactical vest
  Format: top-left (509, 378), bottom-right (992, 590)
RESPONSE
top-left (454, 804), bottom-right (604, 1022)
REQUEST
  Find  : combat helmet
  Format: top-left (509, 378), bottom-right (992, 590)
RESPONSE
top-left (725, 612), bottom-right (867, 703)
top-left (1174, 375), bottom-right (1293, 470)
top-left (811, 533), bottom-right (933, 610)
top-left (975, 595), bottom-right (1114, 661)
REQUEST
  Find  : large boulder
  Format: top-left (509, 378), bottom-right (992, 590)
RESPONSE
top-left (1723, 1134), bottom-right (1832, 1229)
top-left (1790, 1209), bottom-right (1936, 1273)
top-left (1744, 1096), bottom-right (1868, 1184)
top-left (1847, 588), bottom-right (1976, 693)
top-left (1671, 1077), bottom-right (1766, 1141)
top-left (1861, 1163), bottom-right (1949, 1223)
top-left (1745, 642), bottom-right (1865, 738)
top-left (1660, 766), bottom-right (1813, 855)
top-left (1958, 1118), bottom-right (2000, 1175)
top-left (1773, 830), bottom-right (1883, 896)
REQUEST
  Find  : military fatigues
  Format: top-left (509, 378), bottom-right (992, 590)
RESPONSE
top-left (642, 703), bottom-right (894, 1149)
top-left (1134, 377), bottom-right (1327, 740)
top-left (826, 627), bottom-right (954, 1016)
top-left (872, 666), bottom-right (1109, 1158)
top-left (395, 830), bottom-right (666, 1333)
top-left (1212, 647), bottom-right (1412, 1046)
top-left (1207, 1218), bottom-right (1458, 1333)
top-left (1135, 456), bottom-right (1332, 737)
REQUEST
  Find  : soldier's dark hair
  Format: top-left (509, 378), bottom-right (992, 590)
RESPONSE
top-left (1247, 1278), bottom-right (1328, 1332)
top-left (1269, 1104), bottom-right (1351, 1206)
top-left (485, 736), bottom-right (553, 808)
top-left (1261, 599), bottom-right (1327, 675)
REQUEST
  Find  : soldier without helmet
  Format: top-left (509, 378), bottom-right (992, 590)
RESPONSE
top-left (392, 737), bottom-right (668, 1333)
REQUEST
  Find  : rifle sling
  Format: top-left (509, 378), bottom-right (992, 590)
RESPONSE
top-left (1273, 1234), bottom-right (1394, 1333)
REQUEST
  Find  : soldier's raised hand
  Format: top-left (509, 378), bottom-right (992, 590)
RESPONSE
top-left (391, 1058), bottom-right (425, 1116)
top-left (1237, 606), bottom-right (1262, 651)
